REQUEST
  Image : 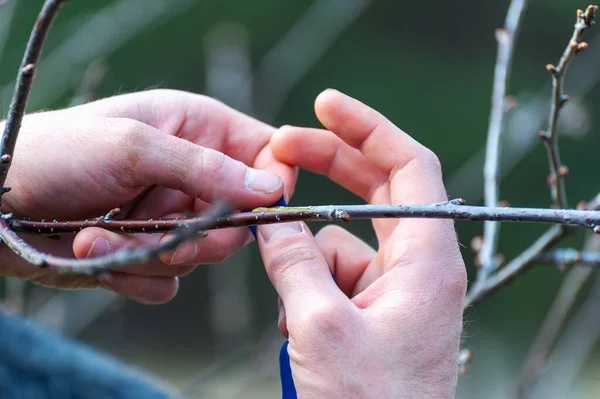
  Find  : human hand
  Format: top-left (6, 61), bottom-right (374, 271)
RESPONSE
top-left (258, 90), bottom-right (466, 398)
top-left (0, 89), bottom-right (296, 304)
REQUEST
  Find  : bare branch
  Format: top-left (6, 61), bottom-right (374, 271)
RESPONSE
top-left (0, 203), bottom-right (229, 275)
top-left (534, 248), bottom-right (600, 269)
top-left (480, 0), bottom-right (526, 275)
top-left (540, 5), bottom-right (597, 209)
top-left (465, 225), bottom-right (566, 310)
top-left (8, 200), bottom-right (600, 237)
top-left (0, 0), bottom-right (67, 193)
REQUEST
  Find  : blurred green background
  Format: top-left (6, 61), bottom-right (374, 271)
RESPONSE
top-left (1, 0), bottom-right (600, 397)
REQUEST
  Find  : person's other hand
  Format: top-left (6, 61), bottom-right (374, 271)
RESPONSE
top-left (0, 89), bottom-right (296, 304)
top-left (258, 90), bottom-right (466, 398)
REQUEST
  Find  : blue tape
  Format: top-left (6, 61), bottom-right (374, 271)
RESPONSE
top-left (245, 196), bottom-right (337, 399)
top-left (245, 196), bottom-right (288, 239)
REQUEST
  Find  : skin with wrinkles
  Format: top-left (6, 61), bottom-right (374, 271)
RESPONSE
top-left (0, 89), bottom-right (296, 304)
top-left (0, 87), bottom-right (465, 398)
top-left (258, 89), bottom-right (466, 398)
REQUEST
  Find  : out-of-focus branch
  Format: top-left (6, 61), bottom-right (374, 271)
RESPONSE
top-left (0, 0), bottom-right (17, 63)
top-left (9, 200), bottom-right (600, 238)
top-left (69, 59), bottom-right (107, 106)
top-left (534, 247), bottom-right (600, 269)
top-left (466, 191), bottom-right (597, 310)
top-left (479, 0), bottom-right (526, 284)
top-left (525, 272), bottom-right (600, 399)
top-left (464, 5), bottom-right (598, 312)
top-left (540, 5), bottom-right (597, 209)
top-left (253, 0), bottom-right (372, 121)
top-left (516, 235), bottom-right (600, 397)
top-left (465, 225), bottom-right (566, 310)
top-left (0, 0), bottom-right (66, 192)
top-left (0, 0), bottom-right (196, 114)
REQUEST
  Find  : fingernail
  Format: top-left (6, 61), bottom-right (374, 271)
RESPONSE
top-left (259, 222), bottom-right (304, 243)
top-left (169, 239), bottom-right (198, 265)
top-left (86, 238), bottom-right (111, 258)
top-left (245, 168), bottom-right (282, 194)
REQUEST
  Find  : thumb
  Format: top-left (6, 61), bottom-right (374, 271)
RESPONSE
top-left (257, 222), bottom-right (343, 317)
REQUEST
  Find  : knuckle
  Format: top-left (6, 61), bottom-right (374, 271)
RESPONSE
top-left (299, 301), bottom-right (353, 342)
top-left (199, 148), bottom-right (227, 179)
top-left (114, 118), bottom-right (153, 187)
top-left (267, 244), bottom-right (320, 279)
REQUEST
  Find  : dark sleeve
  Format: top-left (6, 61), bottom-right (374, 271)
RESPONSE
top-left (0, 307), bottom-right (175, 399)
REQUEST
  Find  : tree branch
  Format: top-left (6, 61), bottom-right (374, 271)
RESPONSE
top-left (0, 203), bottom-right (229, 275)
top-left (0, 0), bottom-right (66, 194)
top-left (480, 0), bottom-right (526, 278)
top-left (540, 5), bottom-right (597, 209)
top-left (534, 247), bottom-right (600, 269)
top-left (8, 200), bottom-right (600, 237)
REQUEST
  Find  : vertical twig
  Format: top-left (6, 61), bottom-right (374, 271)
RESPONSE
top-left (0, 0), bottom-right (67, 193)
top-left (478, 0), bottom-right (527, 280)
top-left (540, 5), bottom-right (597, 209)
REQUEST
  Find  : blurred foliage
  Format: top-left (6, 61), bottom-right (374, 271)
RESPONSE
top-left (2, 0), bottom-right (600, 397)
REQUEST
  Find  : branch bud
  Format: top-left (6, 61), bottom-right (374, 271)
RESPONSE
top-left (494, 253), bottom-right (505, 267)
top-left (558, 165), bottom-right (569, 177)
top-left (559, 94), bottom-right (570, 107)
top-left (557, 262), bottom-right (568, 273)
top-left (592, 225), bottom-right (600, 234)
top-left (546, 64), bottom-right (557, 75)
top-left (471, 236), bottom-right (483, 252)
top-left (21, 64), bottom-right (35, 77)
top-left (576, 42), bottom-right (589, 53)
top-left (504, 95), bottom-right (517, 111)
top-left (0, 154), bottom-right (11, 163)
top-left (497, 200), bottom-right (510, 207)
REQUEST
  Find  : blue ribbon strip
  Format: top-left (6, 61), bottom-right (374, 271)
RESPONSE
top-left (244, 196), bottom-right (297, 398)
top-left (245, 196), bottom-right (337, 399)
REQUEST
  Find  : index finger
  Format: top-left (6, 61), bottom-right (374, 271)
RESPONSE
top-left (313, 89), bottom-right (447, 205)
top-left (70, 89), bottom-right (274, 167)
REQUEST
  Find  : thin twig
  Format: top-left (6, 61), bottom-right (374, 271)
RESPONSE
top-left (465, 225), bottom-right (566, 310)
top-left (8, 200), bottom-right (600, 237)
top-left (0, 0), bottom-right (66, 193)
top-left (516, 236), bottom-right (600, 397)
top-left (480, 0), bottom-right (526, 277)
top-left (540, 5), bottom-right (597, 209)
top-left (464, 6), bottom-right (599, 312)
top-left (0, 203), bottom-right (229, 275)
top-left (534, 248), bottom-right (600, 269)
